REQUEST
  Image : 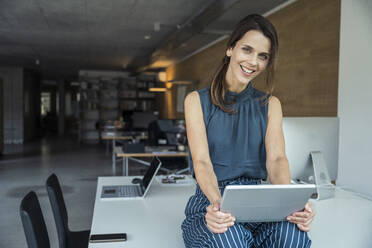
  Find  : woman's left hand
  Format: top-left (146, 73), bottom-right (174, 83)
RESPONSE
top-left (286, 202), bottom-right (315, 232)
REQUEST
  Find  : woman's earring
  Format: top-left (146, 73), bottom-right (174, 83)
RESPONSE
top-left (224, 56), bottom-right (230, 64)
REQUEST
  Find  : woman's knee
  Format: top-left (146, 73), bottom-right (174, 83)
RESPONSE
top-left (273, 222), bottom-right (311, 248)
top-left (205, 224), bottom-right (253, 248)
top-left (184, 223), bottom-right (253, 248)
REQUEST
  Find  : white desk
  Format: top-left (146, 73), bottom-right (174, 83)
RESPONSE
top-left (309, 188), bottom-right (372, 247)
top-left (89, 177), bottom-right (372, 247)
top-left (89, 176), bottom-right (196, 248)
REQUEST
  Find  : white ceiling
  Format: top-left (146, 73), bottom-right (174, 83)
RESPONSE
top-left (0, 0), bottom-right (288, 80)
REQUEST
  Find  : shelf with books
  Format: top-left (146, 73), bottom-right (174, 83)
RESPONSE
top-left (117, 77), bottom-right (156, 112)
top-left (78, 80), bottom-right (100, 143)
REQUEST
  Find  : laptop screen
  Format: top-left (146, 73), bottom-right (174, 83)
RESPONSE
top-left (142, 157), bottom-right (161, 190)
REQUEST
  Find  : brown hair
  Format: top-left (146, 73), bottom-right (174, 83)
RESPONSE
top-left (210, 14), bottom-right (279, 113)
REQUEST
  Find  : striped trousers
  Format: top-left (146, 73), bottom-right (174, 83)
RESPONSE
top-left (181, 177), bottom-right (311, 248)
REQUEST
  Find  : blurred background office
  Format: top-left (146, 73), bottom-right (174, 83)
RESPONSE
top-left (1, 0), bottom-right (372, 247)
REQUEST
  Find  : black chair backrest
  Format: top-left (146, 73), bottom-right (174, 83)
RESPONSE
top-left (20, 191), bottom-right (50, 248)
top-left (46, 174), bottom-right (69, 248)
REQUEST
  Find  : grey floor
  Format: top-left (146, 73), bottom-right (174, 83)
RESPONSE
top-left (0, 136), bottom-right (154, 248)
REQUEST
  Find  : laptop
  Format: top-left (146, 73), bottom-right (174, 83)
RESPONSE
top-left (220, 184), bottom-right (316, 222)
top-left (101, 157), bottom-right (162, 199)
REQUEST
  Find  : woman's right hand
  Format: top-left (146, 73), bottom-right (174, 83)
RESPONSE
top-left (205, 202), bottom-right (236, 233)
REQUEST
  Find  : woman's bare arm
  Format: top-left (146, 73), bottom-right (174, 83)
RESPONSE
top-left (266, 96), bottom-right (315, 232)
top-left (184, 91), bottom-right (220, 204)
top-left (265, 96), bottom-right (291, 184)
top-left (185, 91), bottom-right (235, 234)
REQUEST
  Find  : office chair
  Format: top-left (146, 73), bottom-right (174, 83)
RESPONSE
top-left (46, 174), bottom-right (90, 248)
top-left (20, 191), bottom-right (50, 248)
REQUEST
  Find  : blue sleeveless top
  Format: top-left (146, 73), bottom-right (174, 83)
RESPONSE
top-left (190, 82), bottom-right (269, 181)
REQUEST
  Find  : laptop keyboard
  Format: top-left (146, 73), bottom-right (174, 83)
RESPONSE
top-left (101, 185), bottom-right (142, 198)
top-left (119, 185), bottom-right (142, 197)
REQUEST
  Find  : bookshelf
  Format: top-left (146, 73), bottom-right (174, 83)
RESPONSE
top-left (118, 77), bottom-right (155, 112)
top-left (78, 72), bottom-right (157, 143)
top-left (78, 80), bottom-right (100, 143)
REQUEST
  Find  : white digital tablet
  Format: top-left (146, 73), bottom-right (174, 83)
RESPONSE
top-left (220, 184), bottom-right (317, 222)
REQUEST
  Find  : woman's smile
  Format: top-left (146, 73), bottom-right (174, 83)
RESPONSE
top-left (225, 30), bottom-right (271, 93)
top-left (240, 64), bottom-right (256, 76)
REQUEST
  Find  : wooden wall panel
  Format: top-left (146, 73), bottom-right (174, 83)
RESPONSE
top-left (262, 0), bottom-right (340, 116)
top-left (161, 0), bottom-right (340, 118)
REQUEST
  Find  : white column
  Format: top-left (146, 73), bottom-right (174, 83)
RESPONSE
top-left (337, 0), bottom-right (372, 198)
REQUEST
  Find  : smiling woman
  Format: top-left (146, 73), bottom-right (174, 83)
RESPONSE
top-left (225, 30), bottom-right (271, 93)
top-left (209, 15), bottom-right (278, 114)
top-left (181, 14), bottom-right (314, 248)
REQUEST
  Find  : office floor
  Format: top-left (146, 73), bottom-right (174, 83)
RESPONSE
top-left (0, 136), bottom-right (153, 248)
top-left (1, 136), bottom-right (372, 248)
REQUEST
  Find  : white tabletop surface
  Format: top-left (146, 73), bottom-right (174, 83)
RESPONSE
top-left (89, 177), bottom-right (372, 248)
top-left (89, 176), bottom-right (196, 248)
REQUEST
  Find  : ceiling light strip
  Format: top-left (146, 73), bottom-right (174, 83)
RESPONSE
top-left (262, 0), bottom-right (299, 17)
top-left (149, 87), bottom-right (167, 92)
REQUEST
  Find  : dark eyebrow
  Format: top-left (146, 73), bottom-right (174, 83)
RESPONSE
top-left (242, 44), bottom-right (270, 56)
top-left (242, 44), bottom-right (253, 49)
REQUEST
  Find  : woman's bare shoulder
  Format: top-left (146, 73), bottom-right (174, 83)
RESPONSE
top-left (185, 91), bottom-right (200, 106)
top-left (268, 95), bottom-right (281, 105)
top-left (268, 96), bottom-right (283, 118)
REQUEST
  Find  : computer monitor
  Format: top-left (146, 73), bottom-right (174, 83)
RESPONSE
top-left (157, 119), bottom-right (174, 132)
top-left (148, 119), bottom-right (185, 146)
top-left (131, 112), bottom-right (158, 131)
top-left (282, 117), bottom-right (339, 182)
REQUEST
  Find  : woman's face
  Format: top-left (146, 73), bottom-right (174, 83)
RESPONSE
top-left (226, 30), bottom-right (271, 89)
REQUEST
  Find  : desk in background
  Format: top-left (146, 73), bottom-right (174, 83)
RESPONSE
top-left (101, 134), bottom-right (148, 175)
top-left (101, 135), bottom-right (133, 153)
top-left (89, 176), bottom-right (196, 248)
top-left (114, 147), bottom-right (188, 176)
top-left (101, 135), bottom-right (133, 174)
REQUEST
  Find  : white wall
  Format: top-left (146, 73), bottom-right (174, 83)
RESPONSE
top-left (338, 0), bottom-right (372, 198)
